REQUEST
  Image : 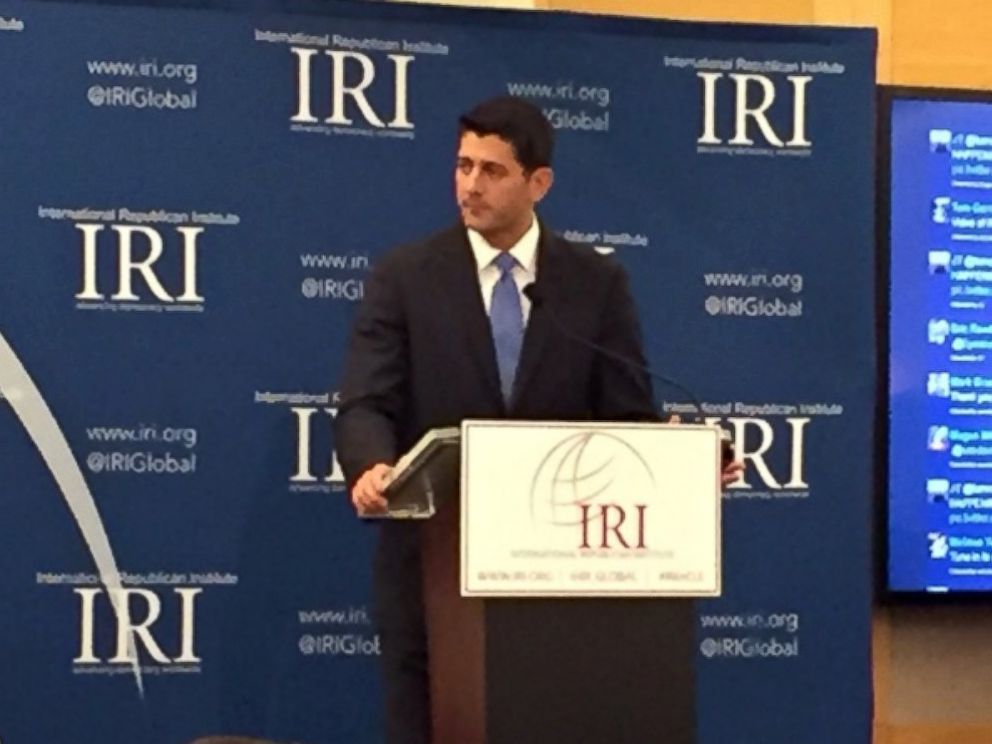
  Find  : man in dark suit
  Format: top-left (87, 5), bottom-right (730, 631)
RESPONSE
top-left (334, 96), bottom-right (739, 744)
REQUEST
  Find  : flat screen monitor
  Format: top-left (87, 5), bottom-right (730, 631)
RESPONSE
top-left (883, 86), bottom-right (992, 596)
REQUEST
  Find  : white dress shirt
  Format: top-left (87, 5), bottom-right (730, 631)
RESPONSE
top-left (467, 217), bottom-right (539, 325)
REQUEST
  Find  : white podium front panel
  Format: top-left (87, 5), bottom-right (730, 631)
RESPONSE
top-left (460, 420), bottom-right (721, 597)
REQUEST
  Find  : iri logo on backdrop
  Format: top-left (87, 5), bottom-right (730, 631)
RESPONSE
top-left (35, 570), bottom-right (237, 679)
top-left (290, 48), bottom-right (414, 138)
top-left (697, 73), bottom-right (812, 155)
top-left (39, 204), bottom-right (239, 313)
top-left (530, 431), bottom-right (657, 550)
top-left (256, 26), bottom-right (449, 137)
top-left (254, 391), bottom-right (345, 493)
top-left (74, 587), bottom-right (203, 668)
top-left (74, 224), bottom-right (206, 310)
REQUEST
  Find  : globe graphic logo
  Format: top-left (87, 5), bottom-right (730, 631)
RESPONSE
top-left (529, 431), bottom-right (657, 528)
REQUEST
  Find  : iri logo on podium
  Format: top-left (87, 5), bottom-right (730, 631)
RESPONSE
top-left (530, 431), bottom-right (657, 550)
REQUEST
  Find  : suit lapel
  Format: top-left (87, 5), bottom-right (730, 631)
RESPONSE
top-left (510, 224), bottom-right (564, 410)
top-left (431, 224), bottom-right (504, 409)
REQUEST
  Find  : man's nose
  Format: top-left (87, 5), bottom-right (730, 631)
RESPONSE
top-left (464, 166), bottom-right (483, 192)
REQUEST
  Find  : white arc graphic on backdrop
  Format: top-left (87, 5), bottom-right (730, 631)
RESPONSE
top-left (0, 330), bottom-right (144, 696)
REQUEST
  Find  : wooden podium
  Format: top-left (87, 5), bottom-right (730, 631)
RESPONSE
top-left (390, 420), bottom-right (721, 744)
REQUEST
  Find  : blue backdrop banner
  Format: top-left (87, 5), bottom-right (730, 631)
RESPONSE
top-left (0, 1), bottom-right (876, 742)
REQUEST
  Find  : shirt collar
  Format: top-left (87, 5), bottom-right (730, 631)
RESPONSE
top-left (467, 216), bottom-right (539, 275)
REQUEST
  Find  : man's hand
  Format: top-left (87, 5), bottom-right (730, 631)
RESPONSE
top-left (351, 462), bottom-right (392, 516)
top-left (721, 459), bottom-right (745, 488)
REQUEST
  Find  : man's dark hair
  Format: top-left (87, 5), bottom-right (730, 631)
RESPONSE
top-left (458, 96), bottom-right (554, 173)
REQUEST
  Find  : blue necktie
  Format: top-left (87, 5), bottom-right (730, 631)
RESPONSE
top-left (490, 252), bottom-right (524, 403)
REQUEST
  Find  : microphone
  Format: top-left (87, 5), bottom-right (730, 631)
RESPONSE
top-left (522, 282), bottom-right (734, 465)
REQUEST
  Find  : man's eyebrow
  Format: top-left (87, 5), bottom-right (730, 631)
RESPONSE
top-left (456, 156), bottom-right (507, 170)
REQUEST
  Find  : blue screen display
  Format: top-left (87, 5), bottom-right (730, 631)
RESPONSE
top-left (889, 96), bottom-right (992, 593)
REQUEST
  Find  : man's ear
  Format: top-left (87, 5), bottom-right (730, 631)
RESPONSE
top-left (529, 166), bottom-right (554, 203)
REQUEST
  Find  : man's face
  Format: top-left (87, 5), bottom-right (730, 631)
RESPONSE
top-left (455, 131), bottom-right (550, 240)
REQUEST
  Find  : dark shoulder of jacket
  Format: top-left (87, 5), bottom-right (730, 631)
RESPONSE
top-left (371, 222), bottom-right (464, 278)
top-left (546, 228), bottom-right (626, 284)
